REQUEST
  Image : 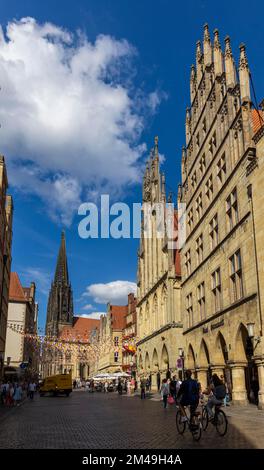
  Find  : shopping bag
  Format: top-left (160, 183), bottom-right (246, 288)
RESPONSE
top-left (168, 395), bottom-right (175, 405)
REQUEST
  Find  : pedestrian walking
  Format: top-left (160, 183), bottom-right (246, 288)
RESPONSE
top-left (89, 380), bottom-right (94, 393)
top-left (28, 381), bottom-right (36, 400)
top-left (117, 379), bottom-right (123, 395)
top-left (140, 378), bottom-right (146, 399)
top-left (130, 377), bottom-right (135, 394)
top-left (146, 378), bottom-right (150, 393)
top-left (170, 376), bottom-right (177, 402)
top-left (148, 375), bottom-right (152, 392)
top-left (157, 371), bottom-right (161, 391)
top-left (176, 378), bottom-right (182, 395)
top-left (6, 383), bottom-right (14, 407)
top-left (0, 381), bottom-right (7, 405)
top-left (160, 378), bottom-right (170, 409)
top-left (13, 383), bottom-right (23, 406)
top-left (220, 374), bottom-right (230, 407)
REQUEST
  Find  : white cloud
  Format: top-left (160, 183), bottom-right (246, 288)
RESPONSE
top-left (0, 17), bottom-right (163, 225)
top-left (79, 312), bottom-right (106, 320)
top-left (82, 304), bottom-right (94, 311)
top-left (19, 266), bottom-right (51, 296)
top-left (83, 280), bottom-right (137, 305)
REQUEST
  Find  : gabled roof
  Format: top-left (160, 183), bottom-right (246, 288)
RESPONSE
top-left (110, 305), bottom-right (127, 330)
top-left (59, 316), bottom-right (100, 342)
top-left (9, 273), bottom-right (26, 302)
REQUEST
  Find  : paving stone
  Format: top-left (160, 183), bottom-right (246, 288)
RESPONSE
top-left (0, 391), bottom-right (263, 449)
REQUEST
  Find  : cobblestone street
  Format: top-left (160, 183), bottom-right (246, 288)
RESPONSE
top-left (0, 391), bottom-right (263, 449)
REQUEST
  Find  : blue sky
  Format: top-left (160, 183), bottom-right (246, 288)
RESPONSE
top-left (0, 0), bottom-right (263, 332)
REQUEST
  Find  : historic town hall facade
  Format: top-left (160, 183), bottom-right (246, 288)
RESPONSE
top-left (179, 25), bottom-right (264, 408)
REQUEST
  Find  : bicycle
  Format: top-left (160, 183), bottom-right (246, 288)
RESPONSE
top-left (201, 401), bottom-right (228, 436)
top-left (176, 404), bottom-right (202, 441)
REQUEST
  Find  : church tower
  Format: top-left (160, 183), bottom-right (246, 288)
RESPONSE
top-left (45, 231), bottom-right (74, 337)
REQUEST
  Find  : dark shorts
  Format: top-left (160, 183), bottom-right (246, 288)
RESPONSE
top-left (180, 399), bottom-right (199, 415)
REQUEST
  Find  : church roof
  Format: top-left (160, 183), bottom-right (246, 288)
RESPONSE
top-left (59, 316), bottom-right (100, 342)
top-left (54, 231), bottom-right (69, 284)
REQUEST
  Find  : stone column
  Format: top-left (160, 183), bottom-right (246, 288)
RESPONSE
top-left (230, 363), bottom-right (248, 405)
top-left (151, 371), bottom-right (156, 391)
top-left (255, 358), bottom-right (264, 410)
top-left (196, 367), bottom-right (208, 391)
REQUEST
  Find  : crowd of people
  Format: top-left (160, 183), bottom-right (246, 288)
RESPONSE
top-left (0, 379), bottom-right (37, 407)
top-left (73, 377), bottom-right (139, 394)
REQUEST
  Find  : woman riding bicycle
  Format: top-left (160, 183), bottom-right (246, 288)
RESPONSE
top-left (204, 374), bottom-right (226, 420)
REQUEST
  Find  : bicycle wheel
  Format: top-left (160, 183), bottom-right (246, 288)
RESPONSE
top-left (215, 409), bottom-right (228, 436)
top-left (202, 407), bottom-right (209, 431)
top-left (191, 417), bottom-right (202, 442)
top-left (176, 409), bottom-right (186, 434)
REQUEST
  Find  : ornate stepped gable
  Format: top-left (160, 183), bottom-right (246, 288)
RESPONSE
top-left (181, 23), bottom-right (263, 204)
top-left (45, 231), bottom-right (74, 337)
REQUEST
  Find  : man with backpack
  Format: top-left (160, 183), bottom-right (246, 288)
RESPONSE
top-left (177, 369), bottom-right (200, 425)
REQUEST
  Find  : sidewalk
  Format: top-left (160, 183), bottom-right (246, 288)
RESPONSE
top-left (0, 397), bottom-right (28, 422)
top-left (225, 405), bottom-right (264, 449)
top-left (124, 391), bottom-right (264, 448)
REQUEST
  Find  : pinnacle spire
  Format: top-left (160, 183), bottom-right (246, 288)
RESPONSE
top-left (182, 145), bottom-right (186, 162)
top-left (190, 64), bottom-right (196, 102)
top-left (181, 146), bottom-right (187, 181)
top-left (203, 23), bottom-right (212, 67)
top-left (213, 29), bottom-right (223, 76)
top-left (196, 40), bottom-right (203, 83)
top-left (154, 136), bottom-right (159, 159)
top-left (239, 43), bottom-right (251, 102)
top-left (54, 231), bottom-right (69, 284)
top-left (224, 35), bottom-right (237, 88)
top-left (185, 107), bottom-right (191, 145)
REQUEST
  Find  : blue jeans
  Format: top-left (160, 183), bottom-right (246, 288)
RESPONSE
top-left (206, 396), bottom-right (222, 418)
top-left (163, 395), bottom-right (168, 408)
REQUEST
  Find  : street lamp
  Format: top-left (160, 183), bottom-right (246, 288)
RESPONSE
top-left (247, 322), bottom-right (254, 339)
top-left (246, 322), bottom-right (261, 350)
top-left (178, 347), bottom-right (185, 380)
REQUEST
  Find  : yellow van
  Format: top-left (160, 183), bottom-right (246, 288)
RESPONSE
top-left (39, 373), bottom-right (72, 397)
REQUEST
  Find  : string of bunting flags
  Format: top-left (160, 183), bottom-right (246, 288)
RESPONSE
top-left (6, 322), bottom-right (137, 360)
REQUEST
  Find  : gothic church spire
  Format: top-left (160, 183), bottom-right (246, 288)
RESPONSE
top-left (54, 231), bottom-right (69, 285)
